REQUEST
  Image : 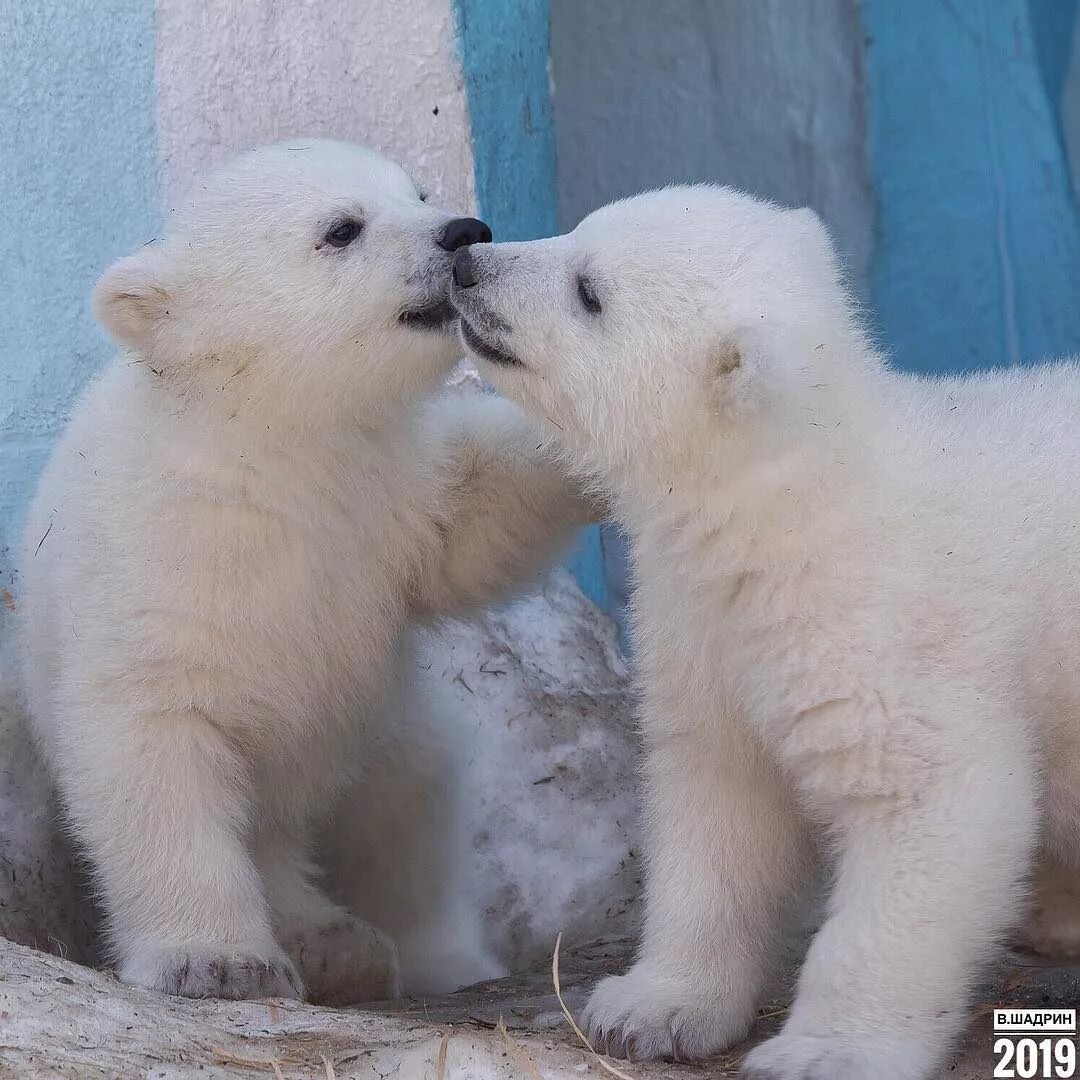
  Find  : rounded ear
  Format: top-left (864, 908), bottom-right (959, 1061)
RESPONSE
top-left (708, 326), bottom-right (770, 418)
top-left (786, 205), bottom-right (828, 241)
top-left (92, 245), bottom-right (172, 350)
top-left (785, 206), bottom-right (840, 275)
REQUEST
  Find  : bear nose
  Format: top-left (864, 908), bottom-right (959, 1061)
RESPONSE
top-left (452, 247), bottom-right (479, 289)
top-left (438, 217), bottom-right (492, 252)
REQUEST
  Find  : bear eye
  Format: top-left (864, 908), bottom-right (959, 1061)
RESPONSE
top-left (577, 274), bottom-right (601, 315)
top-left (324, 218), bottom-right (363, 248)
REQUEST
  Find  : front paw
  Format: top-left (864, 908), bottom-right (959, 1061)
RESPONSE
top-left (582, 962), bottom-right (754, 1062)
top-left (282, 915), bottom-right (400, 1005)
top-left (120, 943), bottom-right (303, 1000)
top-left (741, 1031), bottom-right (935, 1080)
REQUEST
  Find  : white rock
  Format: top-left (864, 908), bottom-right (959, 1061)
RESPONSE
top-left (423, 569), bottom-right (640, 969)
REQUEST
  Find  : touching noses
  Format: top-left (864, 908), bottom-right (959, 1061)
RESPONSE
top-left (452, 247), bottom-right (479, 289)
top-left (437, 216), bottom-right (492, 252)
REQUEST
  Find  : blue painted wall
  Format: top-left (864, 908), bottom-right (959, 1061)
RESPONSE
top-left (0, 0), bottom-right (158, 621)
top-left (454, 0), bottom-right (609, 610)
top-left (863, 0), bottom-right (1080, 373)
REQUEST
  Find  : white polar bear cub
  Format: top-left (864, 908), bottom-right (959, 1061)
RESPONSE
top-left (450, 186), bottom-right (1080, 1079)
top-left (18, 141), bottom-right (590, 1004)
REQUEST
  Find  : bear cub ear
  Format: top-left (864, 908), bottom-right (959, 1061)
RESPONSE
top-left (785, 206), bottom-right (839, 273)
top-left (708, 326), bottom-right (770, 418)
top-left (92, 244), bottom-right (173, 351)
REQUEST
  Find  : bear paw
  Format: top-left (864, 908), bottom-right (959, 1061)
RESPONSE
top-left (740, 1030), bottom-right (934, 1080)
top-left (120, 944), bottom-right (303, 1000)
top-left (282, 915), bottom-right (400, 1005)
top-left (581, 962), bottom-right (753, 1062)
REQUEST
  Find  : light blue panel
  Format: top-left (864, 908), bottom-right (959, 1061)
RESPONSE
top-left (863, 0), bottom-right (1080, 374)
top-left (454, 0), bottom-right (608, 610)
top-left (0, 0), bottom-right (158, 614)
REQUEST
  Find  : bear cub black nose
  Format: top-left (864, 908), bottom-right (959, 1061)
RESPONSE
top-left (452, 247), bottom-right (479, 289)
top-left (438, 217), bottom-right (492, 252)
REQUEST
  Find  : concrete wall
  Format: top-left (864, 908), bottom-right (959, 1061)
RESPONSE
top-left (550, 0), bottom-right (875, 293)
top-left (552, 0), bottom-right (1080, 373)
top-left (155, 0), bottom-right (476, 213)
top-left (1066, 12), bottom-right (1080, 198)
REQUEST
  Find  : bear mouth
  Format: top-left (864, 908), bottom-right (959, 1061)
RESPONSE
top-left (458, 318), bottom-right (523, 367)
top-left (399, 299), bottom-right (457, 330)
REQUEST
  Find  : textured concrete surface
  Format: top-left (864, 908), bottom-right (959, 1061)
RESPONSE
top-left (156, 0), bottom-right (476, 212)
top-left (421, 571), bottom-right (639, 971)
top-left (1066, 13), bottom-right (1080, 199)
top-left (550, 0), bottom-right (875, 296)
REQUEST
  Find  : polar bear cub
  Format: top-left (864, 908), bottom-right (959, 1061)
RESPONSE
top-left (449, 186), bottom-right (1080, 1079)
top-left (18, 141), bottom-right (590, 1003)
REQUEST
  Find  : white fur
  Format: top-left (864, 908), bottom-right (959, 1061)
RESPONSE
top-left (17, 141), bottom-right (588, 1003)
top-left (450, 185), bottom-right (1080, 1079)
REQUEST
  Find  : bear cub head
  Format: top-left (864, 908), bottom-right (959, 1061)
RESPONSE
top-left (95, 139), bottom-right (491, 413)
top-left (450, 185), bottom-right (869, 486)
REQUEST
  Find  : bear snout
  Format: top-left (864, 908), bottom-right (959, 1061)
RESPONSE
top-left (438, 217), bottom-right (492, 253)
top-left (452, 247), bottom-right (480, 289)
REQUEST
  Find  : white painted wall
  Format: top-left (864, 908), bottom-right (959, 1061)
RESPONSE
top-left (156, 0), bottom-right (477, 216)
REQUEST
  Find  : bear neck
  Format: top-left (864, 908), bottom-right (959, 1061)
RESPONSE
top-left (611, 338), bottom-right (893, 561)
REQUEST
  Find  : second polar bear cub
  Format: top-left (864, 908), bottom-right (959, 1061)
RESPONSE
top-left (19, 141), bottom-right (591, 1004)
top-left (451, 187), bottom-right (1080, 1080)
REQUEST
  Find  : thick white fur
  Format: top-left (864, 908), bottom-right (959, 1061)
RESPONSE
top-left (450, 186), bottom-right (1080, 1079)
top-left (18, 141), bottom-right (588, 1003)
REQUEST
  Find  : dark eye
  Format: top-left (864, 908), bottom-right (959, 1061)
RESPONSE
top-left (324, 218), bottom-right (363, 248)
top-left (577, 275), bottom-right (601, 314)
top-left (418, 191), bottom-right (429, 203)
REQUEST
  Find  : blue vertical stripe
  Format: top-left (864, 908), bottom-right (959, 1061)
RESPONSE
top-left (453, 0), bottom-right (609, 610)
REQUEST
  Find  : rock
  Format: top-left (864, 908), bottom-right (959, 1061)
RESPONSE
top-left (422, 569), bottom-right (640, 969)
